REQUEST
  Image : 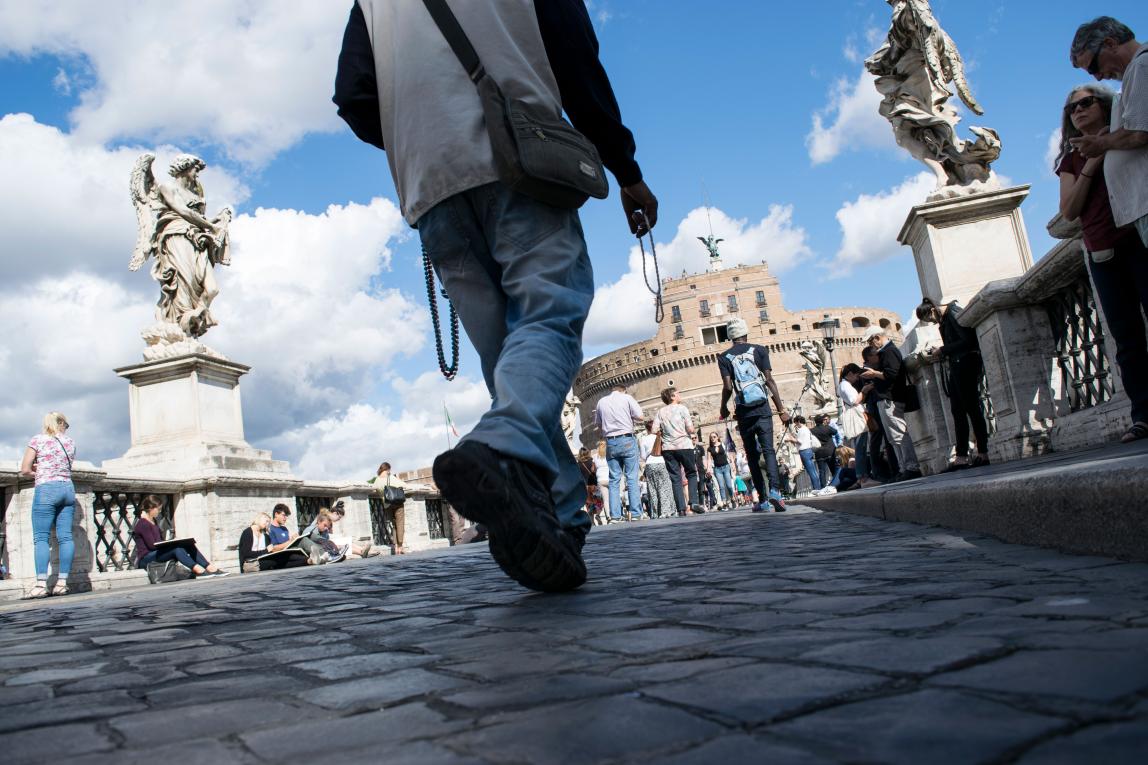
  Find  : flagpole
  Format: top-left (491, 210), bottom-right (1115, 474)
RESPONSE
top-left (444, 399), bottom-right (452, 451)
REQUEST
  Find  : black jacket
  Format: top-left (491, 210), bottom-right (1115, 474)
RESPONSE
top-left (939, 302), bottom-right (980, 361)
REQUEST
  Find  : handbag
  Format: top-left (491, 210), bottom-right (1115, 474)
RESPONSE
top-left (421, 0), bottom-right (609, 209)
top-left (147, 560), bottom-right (191, 585)
top-left (840, 406), bottom-right (868, 440)
top-left (382, 481), bottom-right (406, 505)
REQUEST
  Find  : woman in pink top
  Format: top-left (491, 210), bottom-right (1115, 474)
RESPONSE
top-left (18, 412), bottom-right (77, 599)
top-left (652, 387), bottom-right (701, 516)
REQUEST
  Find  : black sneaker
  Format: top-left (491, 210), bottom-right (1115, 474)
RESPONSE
top-left (901, 469), bottom-right (924, 481)
top-left (433, 442), bottom-right (587, 593)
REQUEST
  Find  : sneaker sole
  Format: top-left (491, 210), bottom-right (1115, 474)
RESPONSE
top-left (434, 447), bottom-right (586, 593)
top-left (768, 497), bottom-right (787, 512)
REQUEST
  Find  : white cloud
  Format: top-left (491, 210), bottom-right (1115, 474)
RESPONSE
top-left (270, 373), bottom-right (492, 481)
top-left (1045, 127), bottom-right (1063, 172)
top-left (828, 172), bottom-right (935, 275)
top-left (0, 0), bottom-right (347, 164)
top-left (806, 70), bottom-right (896, 165)
top-left (583, 205), bottom-right (812, 350)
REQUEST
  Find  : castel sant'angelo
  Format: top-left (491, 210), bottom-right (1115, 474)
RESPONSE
top-left (574, 249), bottom-right (903, 448)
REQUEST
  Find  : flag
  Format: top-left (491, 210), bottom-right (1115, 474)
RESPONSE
top-left (444, 403), bottom-right (460, 438)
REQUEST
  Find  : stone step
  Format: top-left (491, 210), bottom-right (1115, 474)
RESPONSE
top-left (799, 439), bottom-right (1148, 562)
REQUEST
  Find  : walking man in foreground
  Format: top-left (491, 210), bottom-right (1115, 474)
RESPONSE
top-left (334, 0), bottom-right (656, 591)
top-left (594, 384), bottom-right (645, 522)
top-left (718, 317), bottom-right (789, 512)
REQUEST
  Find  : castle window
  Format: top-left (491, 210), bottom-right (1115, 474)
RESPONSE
top-left (671, 305), bottom-right (682, 322)
top-left (650, 349), bottom-right (659, 357)
top-left (727, 295), bottom-right (738, 312)
top-left (701, 325), bottom-right (729, 346)
top-left (673, 324), bottom-right (684, 339)
top-left (755, 290), bottom-right (767, 306)
top-left (851, 317), bottom-right (870, 328)
top-left (759, 309), bottom-right (769, 323)
top-left (671, 345), bottom-right (678, 352)
top-left (769, 328), bottom-right (777, 335)
top-left (699, 299), bottom-right (710, 317)
top-left (791, 324), bottom-right (801, 331)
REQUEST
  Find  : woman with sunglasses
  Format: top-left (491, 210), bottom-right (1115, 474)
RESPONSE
top-left (1055, 84), bottom-right (1148, 442)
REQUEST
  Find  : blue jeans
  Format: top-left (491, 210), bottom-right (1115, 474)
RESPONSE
top-left (1088, 234), bottom-right (1148, 424)
top-left (138, 546), bottom-right (209, 571)
top-left (606, 435), bottom-right (641, 520)
top-left (737, 415), bottom-right (782, 500)
top-left (418, 183), bottom-right (594, 535)
top-left (713, 464), bottom-right (735, 503)
top-left (31, 480), bottom-right (75, 579)
top-left (799, 449), bottom-right (823, 491)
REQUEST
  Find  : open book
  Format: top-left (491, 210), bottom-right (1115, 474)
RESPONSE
top-left (153, 537), bottom-right (197, 553)
top-left (255, 536), bottom-right (309, 564)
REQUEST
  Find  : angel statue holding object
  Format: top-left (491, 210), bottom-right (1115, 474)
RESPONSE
top-left (797, 340), bottom-right (832, 411)
top-left (866, 0), bottom-right (1001, 198)
top-left (130, 153), bottom-right (232, 358)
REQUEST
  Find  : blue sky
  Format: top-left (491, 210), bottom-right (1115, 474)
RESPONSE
top-left (0, 1), bottom-right (1138, 477)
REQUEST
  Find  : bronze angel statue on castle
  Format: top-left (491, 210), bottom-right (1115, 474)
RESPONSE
top-left (130, 153), bottom-right (233, 357)
top-left (866, 0), bottom-right (1001, 197)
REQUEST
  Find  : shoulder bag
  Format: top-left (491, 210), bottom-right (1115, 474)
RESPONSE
top-left (421, 0), bottom-right (609, 209)
top-left (382, 477), bottom-right (406, 506)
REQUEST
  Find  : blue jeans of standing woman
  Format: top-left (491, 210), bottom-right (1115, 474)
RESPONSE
top-left (32, 480), bottom-right (75, 580)
top-left (713, 464), bottom-right (735, 504)
top-left (798, 449), bottom-right (822, 491)
top-left (418, 183), bottom-right (594, 538)
top-left (138, 546), bottom-right (209, 571)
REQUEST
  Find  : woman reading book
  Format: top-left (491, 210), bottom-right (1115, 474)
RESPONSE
top-left (132, 495), bottom-right (228, 577)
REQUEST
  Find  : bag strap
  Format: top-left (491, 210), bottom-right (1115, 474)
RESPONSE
top-left (53, 436), bottom-right (73, 471)
top-left (421, 0), bottom-right (486, 84)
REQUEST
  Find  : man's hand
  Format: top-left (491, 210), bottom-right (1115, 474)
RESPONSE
top-left (719, 404), bottom-right (730, 420)
top-left (778, 410), bottom-right (791, 424)
top-left (860, 369), bottom-right (882, 379)
top-left (1069, 132), bottom-right (1108, 159)
top-left (622, 181), bottom-right (658, 236)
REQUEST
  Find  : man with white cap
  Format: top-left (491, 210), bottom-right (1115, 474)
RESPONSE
top-left (860, 326), bottom-right (922, 481)
top-left (717, 317), bottom-right (789, 512)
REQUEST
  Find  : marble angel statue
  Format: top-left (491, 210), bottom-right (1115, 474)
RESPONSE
top-left (130, 153), bottom-right (233, 342)
top-left (865, 0), bottom-right (1001, 197)
top-left (561, 390), bottom-right (582, 453)
top-left (798, 340), bottom-right (832, 410)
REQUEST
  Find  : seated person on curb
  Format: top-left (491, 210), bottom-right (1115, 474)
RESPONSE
top-left (299, 509), bottom-right (349, 565)
top-left (133, 495), bottom-right (228, 577)
top-left (303, 501), bottom-right (379, 558)
top-left (238, 513), bottom-right (309, 572)
top-left (267, 503), bottom-right (297, 551)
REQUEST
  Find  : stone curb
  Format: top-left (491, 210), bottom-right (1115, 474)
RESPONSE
top-left (799, 442), bottom-right (1148, 562)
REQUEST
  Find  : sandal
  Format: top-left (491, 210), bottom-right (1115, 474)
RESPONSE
top-left (1121, 421), bottom-right (1148, 443)
top-left (24, 583), bottom-right (48, 599)
top-left (51, 582), bottom-right (68, 596)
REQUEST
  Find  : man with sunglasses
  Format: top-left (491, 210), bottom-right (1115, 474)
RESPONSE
top-left (1070, 16), bottom-right (1148, 247)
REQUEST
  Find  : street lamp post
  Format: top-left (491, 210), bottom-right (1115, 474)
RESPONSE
top-left (821, 314), bottom-right (842, 420)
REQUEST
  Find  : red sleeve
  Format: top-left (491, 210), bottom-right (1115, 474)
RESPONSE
top-left (1055, 149), bottom-right (1080, 177)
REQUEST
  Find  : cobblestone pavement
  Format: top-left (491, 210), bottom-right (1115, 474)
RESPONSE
top-left (2, 507), bottom-right (1148, 764)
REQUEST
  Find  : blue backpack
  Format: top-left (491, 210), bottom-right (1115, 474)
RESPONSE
top-left (725, 349), bottom-right (767, 406)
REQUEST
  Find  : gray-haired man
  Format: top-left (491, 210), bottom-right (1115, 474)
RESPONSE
top-left (1070, 16), bottom-right (1148, 246)
top-left (717, 317), bottom-right (789, 512)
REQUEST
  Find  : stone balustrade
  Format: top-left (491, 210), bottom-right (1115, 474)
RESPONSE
top-left (903, 215), bottom-right (1129, 472)
top-left (0, 464), bottom-right (453, 597)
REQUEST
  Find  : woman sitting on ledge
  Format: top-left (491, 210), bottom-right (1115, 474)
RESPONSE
top-left (132, 495), bottom-right (228, 577)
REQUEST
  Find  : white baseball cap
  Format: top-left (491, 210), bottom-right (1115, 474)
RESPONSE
top-left (726, 317), bottom-right (748, 339)
top-left (862, 326), bottom-right (886, 341)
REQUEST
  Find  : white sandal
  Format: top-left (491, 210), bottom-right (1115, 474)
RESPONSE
top-left (51, 582), bottom-right (68, 596)
top-left (24, 583), bottom-right (48, 599)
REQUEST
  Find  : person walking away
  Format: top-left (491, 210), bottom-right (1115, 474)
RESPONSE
top-left (369, 462), bottom-right (413, 554)
top-left (787, 416), bottom-right (823, 493)
top-left (19, 412), bottom-right (77, 598)
top-left (335, 0), bottom-right (656, 591)
top-left (653, 387), bottom-right (701, 515)
top-left (577, 447), bottom-right (604, 525)
top-left (594, 384), bottom-right (644, 522)
top-left (916, 297), bottom-right (992, 469)
top-left (861, 327), bottom-right (922, 481)
top-left (133, 495), bottom-right (228, 577)
top-left (717, 317), bottom-right (790, 512)
top-left (707, 433), bottom-right (736, 510)
top-left (639, 419), bottom-right (675, 519)
top-left (1067, 19), bottom-right (1148, 442)
top-left (592, 442), bottom-right (613, 522)
top-left (810, 413), bottom-right (839, 489)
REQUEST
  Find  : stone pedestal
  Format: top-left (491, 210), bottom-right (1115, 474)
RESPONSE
top-left (898, 185), bottom-right (1035, 306)
top-left (103, 354), bottom-right (290, 478)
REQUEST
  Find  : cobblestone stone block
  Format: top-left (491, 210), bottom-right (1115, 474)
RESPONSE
top-left (592, 627), bottom-right (719, 656)
top-left (800, 636), bottom-right (1004, 675)
top-left (1017, 722), bottom-right (1148, 764)
top-left (5, 662), bottom-right (109, 686)
top-left (299, 668), bottom-right (469, 710)
top-left (444, 672), bottom-right (634, 710)
top-left (655, 734), bottom-right (834, 765)
top-left (292, 650), bottom-right (439, 680)
top-left (0, 723), bottom-right (114, 764)
top-left (768, 689), bottom-right (1065, 763)
top-left (643, 661), bottom-right (889, 724)
top-left (109, 698), bottom-right (304, 746)
top-left (930, 649), bottom-right (1148, 701)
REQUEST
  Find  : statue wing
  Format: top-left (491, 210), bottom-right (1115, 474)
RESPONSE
top-left (939, 28), bottom-right (983, 115)
top-left (129, 154), bottom-right (160, 271)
